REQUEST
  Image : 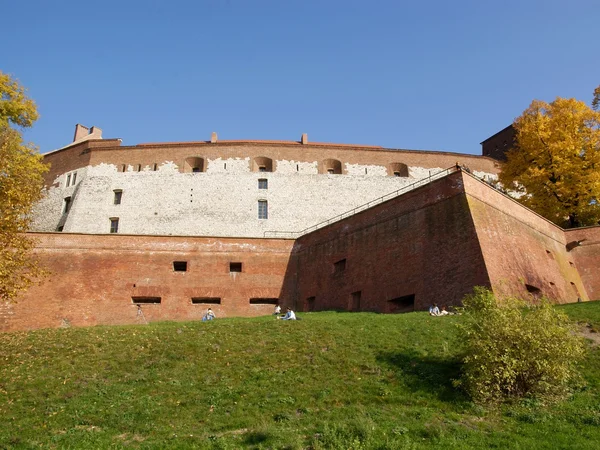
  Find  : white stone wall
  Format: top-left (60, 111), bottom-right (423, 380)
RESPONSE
top-left (30, 158), bottom-right (496, 238)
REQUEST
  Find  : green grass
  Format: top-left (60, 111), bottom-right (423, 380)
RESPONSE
top-left (1, 304), bottom-right (600, 449)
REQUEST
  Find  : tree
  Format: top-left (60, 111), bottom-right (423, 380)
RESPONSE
top-left (593, 85), bottom-right (600, 111)
top-left (455, 287), bottom-right (585, 404)
top-left (0, 71), bottom-right (48, 301)
top-left (499, 96), bottom-right (600, 228)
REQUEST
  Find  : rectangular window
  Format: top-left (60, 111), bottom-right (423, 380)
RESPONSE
top-left (137, 164), bottom-right (142, 172)
top-left (258, 200), bottom-right (268, 219)
top-left (110, 218), bottom-right (119, 233)
top-left (173, 261), bottom-right (188, 272)
top-left (258, 166), bottom-right (267, 172)
top-left (350, 291), bottom-right (361, 312)
top-left (72, 172), bottom-right (77, 185)
top-left (120, 164), bottom-right (126, 172)
top-left (258, 179), bottom-right (268, 189)
top-left (249, 298), bottom-right (279, 305)
top-left (230, 262), bottom-right (242, 273)
top-left (132, 297), bottom-right (161, 304)
top-left (334, 258), bottom-right (346, 273)
top-left (153, 163), bottom-right (158, 171)
top-left (66, 174), bottom-right (71, 186)
top-left (63, 197), bottom-right (72, 214)
top-left (113, 190), bottom-right (123, 205)
top-left (388, 294), bottom-right (415, 313)
top-left (191, 297), bottom-right (221, 304)
top-left (306, 296), bottom-right (316, 312)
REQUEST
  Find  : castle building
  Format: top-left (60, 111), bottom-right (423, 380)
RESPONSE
top-left (1, 125), bottom-right (598, 331)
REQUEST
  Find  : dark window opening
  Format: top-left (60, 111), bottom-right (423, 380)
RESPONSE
top-left (334, 259), bottom-right (346, 273)
top-left (350, 291), bottom-right (361, 312)
top-left (137, 164), bottom-right (142, 172)
top-left (192, 297), bottom-right (221, 304)
top-left (327, 168), bottom-right (335, 174)
top-left (63, 197), bottom-right (72, 214)
top-left (132, 297), bottom-right (161, 304)
top-left (153, 163), bottom-right (158, 171)
top-left (388, 294), bottom-right (415, 313)
top-left (259, 166), bottom-right (267, 172)
top-left (393, 171), bottom-right (401, 177)
top-left (249, 298), bottom-right (279, 305)
top-left (110, 218), bottom-right (119, 233)
top-left (230, 262), bottom-right (242, 273)
top-left (388, 163), bottom-right (409, 177)
top-left (192, 167), bottom-right (201, 173)
top-left (306, 296), bottom-right (316, 312)
top-left (173, 261), bottom-right (188, 272)
top-left (113, 190), bottom-right (122, 205)
top-left (72, 172), bottom-right (77, 185)
top-left (258, 178), bottom-right (268, 189)
top-left (525, 284), bottom-right (542, 298)
top-left (66, 174), bottom-right (71, 186)
top-left (120, 164), bottom-right (126, 172)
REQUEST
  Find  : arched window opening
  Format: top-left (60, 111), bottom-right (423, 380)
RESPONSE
top-left (320, 159), bottom-right (342, 174)
top-left (388, 163), bottom-right (409, 177)
top-left (253, 156), bottom-right (273, 173)
top-left (184, 156), bottom-right (205, 173)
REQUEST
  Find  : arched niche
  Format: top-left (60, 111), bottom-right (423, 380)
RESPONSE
top-left (183, 156), bottom-right (205, 173)
top-left (388, 162), bottom-right (409, 177)
top-left (253, 156), bottom-right (274, 173)
top-left (320, 159), bottom-right (342, 174)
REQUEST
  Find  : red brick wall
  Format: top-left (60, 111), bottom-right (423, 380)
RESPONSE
top-left (462, 174), bottom-right (587, 303)
top-left (564, 227), bottom-right (600, 301)
top-left (1, 234), bottom-right (294, 332)
top-left (283, 171), bottom-right (491, 313)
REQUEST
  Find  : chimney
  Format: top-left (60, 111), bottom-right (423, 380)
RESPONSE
top-left (89, 126), bottom-right (103, 139)
top-left (211, 132), bottom-right (218, 143)
top-left (301, 133), bottom-right (308, 145)
top-left (73, 124), bottom-right (89, 142)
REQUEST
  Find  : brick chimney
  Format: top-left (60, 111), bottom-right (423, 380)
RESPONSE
top-left (301, 133), bottom-right (308, 145)
top-left (73, 124), bottom-right (103, 142)
top-left (211, 132), bottom-right (218, 143)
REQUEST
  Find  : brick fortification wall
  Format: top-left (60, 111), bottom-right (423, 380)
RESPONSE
top-left (0, 234), bottom-right (294, 332)
top-left (283, 171), bottom-right (491, 312)
top-left (462, 174), bottom-right (589, 303)
top-left (563, 227), bottom-right (600, 301)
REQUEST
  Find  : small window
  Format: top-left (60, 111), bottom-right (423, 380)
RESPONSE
top-left (120, 164), bottom-right (127, 172)
top-left (192, 297), bottom-right (221, 304)
top-left (132, 297), bottom-right (161, 304)
top-left (350, 291), bottom-right (361, 312)
top-left (173, 261), bottom-right (188, 272)
top-left (388, 294), bottom-right (415, 313)
top-left (525, 284), bottom-right (542, 298)
top-left (306, 296), bottom-right (316, 312)
top-left (110, 218), bottom-right (119, 233)
top-left (230, 262), bottom-right (242, 273)
top-left (72, 172), bottom-right (77, 185)
top-left (137, 164), bottom-right (142, 172)
top-left (249, 298), bottom-right (279, 305)
top-left (66, 174), bottom-right (71, 186)
top-left (393, 171), bottom-right (401, 177)
top-left (258, 200), bottom-right (268, 219)
top-left (63, 197), bottom-right (72, 214)
top-left (258, 179), bottom-right (268, 189)
top-left (192, 167), bottom-right (201, 173)
top-left (259, 166), bottom-right (267, 172)
top-left (334, 259), bottom-right (346, 273)
top-left (327, 168), bottom-right (335, 174)
top-left (153, 163), bottom-right (158, 171)
top-left (113, 190), bottom-right (123, 205)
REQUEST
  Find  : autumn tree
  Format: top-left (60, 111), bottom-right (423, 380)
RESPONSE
top-left (499, 96), bottom-right (600, 228)
top-left (593, 85), bottom-right (600, 111)
top-left (0, 71), bottom-right (48, 301)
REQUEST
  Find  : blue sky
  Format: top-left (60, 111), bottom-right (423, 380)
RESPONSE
top-left (2, 0), bottom-right (599, 155)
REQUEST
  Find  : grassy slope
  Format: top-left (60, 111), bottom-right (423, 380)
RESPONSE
top-left (1, 304), bottom-right (600, 449)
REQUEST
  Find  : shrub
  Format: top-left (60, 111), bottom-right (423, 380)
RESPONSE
top-left (455, 287), bottom-right (585, 403)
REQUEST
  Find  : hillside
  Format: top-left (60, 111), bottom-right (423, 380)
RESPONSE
top-left (1, 304), bottom-right (600, 449)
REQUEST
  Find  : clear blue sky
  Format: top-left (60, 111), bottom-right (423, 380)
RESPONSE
top-left (2, 0), bottom-right (599, 155)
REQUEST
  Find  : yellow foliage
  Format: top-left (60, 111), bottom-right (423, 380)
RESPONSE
top-left (499, 97), bottom-right (600, 228)
top-left (0, 71), bottom-right (48, 301)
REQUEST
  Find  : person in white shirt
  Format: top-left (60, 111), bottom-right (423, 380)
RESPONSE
top-left (429, 304), bottom-right (440, 316)
top-left (203, 308), bottom-right (215, 321)
top-left (273, 304), bottom-right (281, 316)
top-left (279, 307), bottom-right (296, 320)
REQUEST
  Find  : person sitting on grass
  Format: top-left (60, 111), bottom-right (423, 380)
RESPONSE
top-left (278, 307), bottom-right (296, 320)
top-left (429, 304), bottom-right (440, 316)
top-left (439, 305), bottom-right (449, 316)
top-left (202, 308), bottom-right (216, 321)
top-left (273, 304), bottom-right (281, 316)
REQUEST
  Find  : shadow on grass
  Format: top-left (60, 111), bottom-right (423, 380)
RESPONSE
top-left (377, 351), bottom-right (468, 404)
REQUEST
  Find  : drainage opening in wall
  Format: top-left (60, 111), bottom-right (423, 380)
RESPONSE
top-left (249, 298), bottom-right (279, 305)
top-left (230, 262), bottom-right (242, 273)
top-left (192, 297), bottom-right (221, 304)
top-left (173, 261), bottom-right (188, 272)
top-left (388, 294), bottom-right (415, 313)
top-left (525, 284), bottom-right (542, 298)
top-left (132, 297), bottom-right (161, 304)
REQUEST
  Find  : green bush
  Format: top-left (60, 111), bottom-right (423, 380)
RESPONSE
top-left (455, 287), bottom-right (585, 403)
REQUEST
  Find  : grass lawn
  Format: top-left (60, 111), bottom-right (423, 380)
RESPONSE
top-left (1, 303), bottom-right (600, 449)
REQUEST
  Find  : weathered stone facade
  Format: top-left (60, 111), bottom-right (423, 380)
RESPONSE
top-left (2, 126), bottom-right (598, 332)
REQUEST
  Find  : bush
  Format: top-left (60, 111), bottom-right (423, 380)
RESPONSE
top-left (455, 287), bottom-right (585, 403)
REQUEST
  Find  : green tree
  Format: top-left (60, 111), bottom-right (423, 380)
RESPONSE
top-left (593, 85), bottom-right (600, 111)
top-left (0, 71), bottom-right (48, 301)
top-left (499, 96), bottom-right (600, 228)
top-left (455, 287), bottom-right (585, 404)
